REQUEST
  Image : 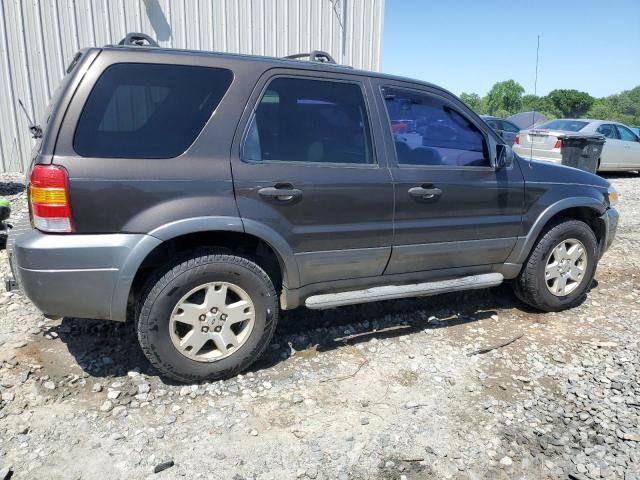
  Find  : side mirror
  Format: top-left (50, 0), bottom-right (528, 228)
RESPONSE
top-left (496, 144), bottom-right (514, 169)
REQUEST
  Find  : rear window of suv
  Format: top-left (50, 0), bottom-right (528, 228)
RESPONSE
top-left (74, 63), bottom-right (233, 158)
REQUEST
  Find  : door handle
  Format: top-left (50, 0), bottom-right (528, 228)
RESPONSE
top-left (408, 185), bottom-right (442, 200)
top-left (258, 185), bottom-right (303, 202)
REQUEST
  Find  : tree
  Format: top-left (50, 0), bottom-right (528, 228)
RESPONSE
top-left (548, 89), bottom-right (594, 118)
top-left (460, 92), bottom-right (483, 112)
top-left (521, 95), bottom-right (561, 119)
top-left (587, 100), bottom-right (617, 122)
top-left (608, 86), bottom-right (640, 122)
top-left (485, 80), bottom-right (525, 116)
top-left (456, 82), bottom-right (639, 125)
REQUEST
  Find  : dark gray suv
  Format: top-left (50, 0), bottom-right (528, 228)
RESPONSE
top-left (7, 36), bottom-right (619, 382)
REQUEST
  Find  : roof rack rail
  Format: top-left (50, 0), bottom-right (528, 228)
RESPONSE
top-left (284, 50), bottom-right (337, 64)
top-left (117, 32), bottom-right (158, 47)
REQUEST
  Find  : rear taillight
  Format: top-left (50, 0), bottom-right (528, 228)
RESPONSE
top-left (514, 133), bottom-right (520, 145)
top-left (553, 138), bottom-right (562, 149)
top-left (30, 165), bottom-right (73, 232)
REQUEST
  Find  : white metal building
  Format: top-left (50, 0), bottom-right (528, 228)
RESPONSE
top-left (0, 0), bottom-right (385, 172)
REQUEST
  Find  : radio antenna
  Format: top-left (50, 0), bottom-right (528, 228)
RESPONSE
top-left (529, 35), bottom-right (541, 168)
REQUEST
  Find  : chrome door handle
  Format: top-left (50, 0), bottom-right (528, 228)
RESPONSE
top-left (258, 186), bottom-right (303, 202)
top-left (408, 185), bottom-right (442, 200)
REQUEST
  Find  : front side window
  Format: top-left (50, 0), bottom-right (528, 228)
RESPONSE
top-left (596, 124), bottom-right (619, 139)
top-left (616, 125), bottom-right (637, 141)
top-left (242, 77), bottom-right (373, 164)
top-left (382, 88), bottom-right (489, 167)
top-left (74, 63), bottom-right (233, 158)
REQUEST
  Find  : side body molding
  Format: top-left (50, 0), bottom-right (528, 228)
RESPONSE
top-left (507, 196), bottom-right (606, 265)
top-left (110, 216), bottom-right (300, 321)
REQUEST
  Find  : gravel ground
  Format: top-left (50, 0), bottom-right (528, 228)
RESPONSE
top-left (0, 172), bottom-right (639, 480)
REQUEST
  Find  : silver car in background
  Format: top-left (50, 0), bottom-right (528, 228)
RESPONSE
top-left (513, 119), bottom-right (640, 172)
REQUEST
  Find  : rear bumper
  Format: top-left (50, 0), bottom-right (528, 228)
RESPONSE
top-left (600, 207), bottom-right (619, 257)
top-left (513, 146), bottom-right (562, 164)
top-left (6, 220), bottom-right (152, 321)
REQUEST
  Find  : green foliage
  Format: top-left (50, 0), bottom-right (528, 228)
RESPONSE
top-left (461, 82), bottom-right (640, 126)
top-left (587, 86), bottom-right (640, 126)
top-left (521, 95), bottom-right (560, 119)
top-left (548, 89), bottom-right (594, 118)
top-left (485, 80), bottom-right (525, 115)
top-left (460, 92), bottom-right (483, 112)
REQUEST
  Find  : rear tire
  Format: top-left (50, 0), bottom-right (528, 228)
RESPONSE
top-left (513, 220), bottom-right (598, 312)
top-left (136, 249), bottom-right (278, 383)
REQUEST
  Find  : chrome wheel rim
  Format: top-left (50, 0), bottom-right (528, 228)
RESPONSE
top-left (544, 238), bottom-right (588, 296)
top-left (169, 282), bottom-right (255, 362)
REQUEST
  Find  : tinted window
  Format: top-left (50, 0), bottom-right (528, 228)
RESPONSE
top-left (382, 88), bottom-right (488, 167)
top-left (596, 124), bottom-right (619, 139)
top-left (502, 120), bottom-right (520, 133)
top-left (616, 125), bottom-right (637, 141)
top-left (74, 63), bottom-right (233, 158)
top-left (486, 119), bottom-right (501, 130)
top-left (538, 120), bottom-right (589, 132)
top-left (242, 77), bottom-right (373, 164)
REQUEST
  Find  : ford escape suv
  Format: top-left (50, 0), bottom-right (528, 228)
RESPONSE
top-left (7, 35), bottom-right (619, 382)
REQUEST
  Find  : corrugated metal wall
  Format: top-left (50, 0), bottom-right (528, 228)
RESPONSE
top-left (0, 0), bottom-right (384, 172)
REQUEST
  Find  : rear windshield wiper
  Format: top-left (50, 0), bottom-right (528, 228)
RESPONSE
top-left (18, 99), bottom-right (43, 139)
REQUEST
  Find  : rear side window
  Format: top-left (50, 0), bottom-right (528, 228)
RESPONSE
top-left (242, 77), bottom-right (373, 164)
top-left (382, 87), bottom-right (489, 167)
top-left (596, 124), bottom-right (619, 139)
top-left (74, 63), bottom-right (233, 158)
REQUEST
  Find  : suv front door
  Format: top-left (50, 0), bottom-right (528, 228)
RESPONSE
top-left (231, 72), bottom-right (393, 289)
top-left (374, 82), bottom-right (525, 276)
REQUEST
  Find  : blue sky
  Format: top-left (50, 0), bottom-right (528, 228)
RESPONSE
top-left (382, 0), bottom-right (640, 98)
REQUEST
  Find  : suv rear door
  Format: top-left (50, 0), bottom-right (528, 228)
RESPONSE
top-left (231, 71), bottom-right (393, 288)
top-left (372, 81), bottom-right (525, 275)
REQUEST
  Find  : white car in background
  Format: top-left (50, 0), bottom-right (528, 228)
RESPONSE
top-left (514, 119), bottom-right (640, 172)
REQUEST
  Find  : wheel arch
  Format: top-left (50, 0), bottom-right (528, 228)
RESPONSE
top-left (507, 197), bottom-right (606, 265)
top-left (110, 217), bottom-right (299, 321)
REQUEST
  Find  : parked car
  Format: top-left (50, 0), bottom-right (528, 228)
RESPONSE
top-left (514, 119), bottom-right (640, 172)
top-left (481, 116), bottom-right (521, 145)
top-left (6, 34), bottom-right (619, 382)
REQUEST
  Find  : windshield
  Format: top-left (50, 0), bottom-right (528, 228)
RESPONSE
top-left (537, 119), bottom-right (589, 132)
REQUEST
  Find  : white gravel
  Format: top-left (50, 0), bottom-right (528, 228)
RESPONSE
top-left (0, 172), bottom-right (639, 479)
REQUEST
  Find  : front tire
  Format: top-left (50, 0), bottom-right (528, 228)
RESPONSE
top-left (137, 250), bottom-right (278, 383)
top-left (513, 220), bottom-right (598, 312)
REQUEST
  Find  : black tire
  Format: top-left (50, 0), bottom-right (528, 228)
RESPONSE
top-left (136, 249), bottom-right (278, 383)
top-left (513, 219), bottom-right (598, 312)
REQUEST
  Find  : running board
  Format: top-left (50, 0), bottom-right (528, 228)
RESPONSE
top-left (305, 273), bottom-right (504, 310)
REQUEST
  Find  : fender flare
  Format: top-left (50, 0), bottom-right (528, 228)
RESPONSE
top-left (109, 216), bottom-right (300, 321)
top-left (506, 196), bottom-right (606, 265)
